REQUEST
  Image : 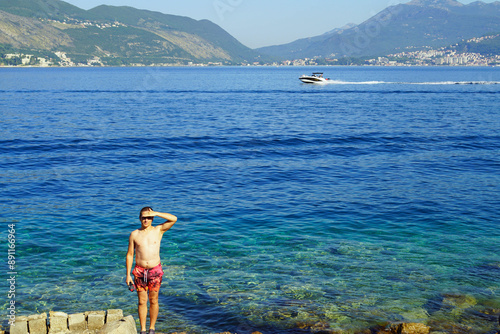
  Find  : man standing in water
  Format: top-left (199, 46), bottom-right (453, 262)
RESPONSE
top-left (126, 207), bottom-right (177, 334)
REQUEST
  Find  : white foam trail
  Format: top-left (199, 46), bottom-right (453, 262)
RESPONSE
top-left (324, 80), bottom-right (500, 85)
top-left (414, 81), bottom-right (500, 85)
top-left (326, 80), bottom-right (387, 85)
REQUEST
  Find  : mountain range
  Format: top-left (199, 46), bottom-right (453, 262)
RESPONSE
top-left (1, 0), bottom-right (500, 65)
top-left (257, 0), bottom-right (500, 59)
top-left (0, 0), bottom-right (260, 65)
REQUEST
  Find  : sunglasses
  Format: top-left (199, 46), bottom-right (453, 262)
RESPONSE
top-left (141, 216), bottom-right (153, 220)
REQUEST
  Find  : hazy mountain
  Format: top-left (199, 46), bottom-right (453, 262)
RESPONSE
top-left (257, 0), bottom-right (500, 59)
top-left (322, 23), bottom-right (358, 36)
top-left (0, 0), bottom-right (261, 64)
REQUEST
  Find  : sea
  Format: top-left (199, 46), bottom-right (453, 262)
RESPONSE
top-left (1, 66), bottom-right (499, 333)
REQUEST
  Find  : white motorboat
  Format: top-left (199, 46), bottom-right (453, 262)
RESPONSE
top-left (299, 72), bottom-right (330, 84)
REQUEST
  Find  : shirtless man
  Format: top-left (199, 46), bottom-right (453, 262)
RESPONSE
top-left (126, 207), bottom-right (177, 334)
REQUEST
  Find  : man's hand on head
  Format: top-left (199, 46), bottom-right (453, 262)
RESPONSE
top-left (141, 209), bottom-right (156, 219)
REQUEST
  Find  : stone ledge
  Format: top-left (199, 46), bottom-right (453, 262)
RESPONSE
top-left (97, 315), bottom-right (135, 334)
top-left (8, 310), bottom-right (134, 334)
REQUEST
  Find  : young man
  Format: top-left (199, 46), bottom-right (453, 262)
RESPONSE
top-left (126, 207), bottom-right (177, 334)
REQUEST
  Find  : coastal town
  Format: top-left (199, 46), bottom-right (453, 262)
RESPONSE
top-left (2, 47), bottom-right (499, 67)
top-left (277, 50), bottom-right (499, 67)
top-left (368, 49), bottom-right (499, 66)
top-left (40, 17), bottom-right (127, 29)
top-left (376, 34), bottom-right (500, 66)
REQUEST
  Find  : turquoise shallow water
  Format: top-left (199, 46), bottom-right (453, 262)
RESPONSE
top-left (1, 66), bottom-right (499, 333)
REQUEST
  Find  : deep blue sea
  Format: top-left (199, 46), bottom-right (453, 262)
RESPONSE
top-left (1, 66), bottom-right (499, 333)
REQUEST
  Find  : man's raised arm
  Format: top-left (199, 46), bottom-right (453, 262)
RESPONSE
top-left (149, 210), bottom-right (177, 232)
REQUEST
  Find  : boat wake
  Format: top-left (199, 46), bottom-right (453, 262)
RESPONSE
top-left (325, 80), bottom-right (387, 85)
top-left (413, 81), bottom-right (500, 85)
top-left (324, 80), bottom-right (500, 85)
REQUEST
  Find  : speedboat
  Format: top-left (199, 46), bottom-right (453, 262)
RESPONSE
top-left (299, 72), bottom-right (330, 84)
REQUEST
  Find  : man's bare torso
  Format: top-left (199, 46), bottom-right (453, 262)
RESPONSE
top-left (131, 226), bottom-right (164, 268)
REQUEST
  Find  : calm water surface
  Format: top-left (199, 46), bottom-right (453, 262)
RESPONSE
top-left (1, 66), bottom-right (499, 333)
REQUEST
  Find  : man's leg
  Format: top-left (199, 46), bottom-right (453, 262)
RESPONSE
top-left (148, 290), bottom-right (159, 330)
top-left (137, 290), bottom-right (148, 333)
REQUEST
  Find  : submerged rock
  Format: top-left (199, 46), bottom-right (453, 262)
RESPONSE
top-left (397, 323), bottom-right (430, 334)
top-left (442, 293), bottom-right (477, 310)
top-left (423, 292), bottom-right (478, 317)
top-left (294, 320), bottom-right (350, 334)
top-left (371, 322), bottom-right (430, 334)
top-left (426, 318), bottom-right (474, 333)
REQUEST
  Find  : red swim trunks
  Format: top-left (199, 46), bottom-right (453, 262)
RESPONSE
top-left (132, 263), bottom-right (163, 292)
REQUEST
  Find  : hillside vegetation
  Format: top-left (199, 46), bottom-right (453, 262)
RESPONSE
top-left (0, 10), bottom-right (72, 50)
top-left (456, 35), bottom-right (500, 55)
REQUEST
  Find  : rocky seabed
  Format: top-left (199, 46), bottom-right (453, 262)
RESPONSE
top-left (3, 308), bottom-right (499, 334)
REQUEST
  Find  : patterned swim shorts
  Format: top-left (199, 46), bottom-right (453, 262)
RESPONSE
top-left (132, 263), bottom-right (163, 292)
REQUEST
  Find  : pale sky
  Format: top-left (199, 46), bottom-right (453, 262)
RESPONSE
top-left (63, 0), bottom-right (498, 49)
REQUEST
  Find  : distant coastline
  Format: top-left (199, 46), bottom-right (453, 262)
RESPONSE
top-left (1, 63), bottom-right (498, 68)
top-left (2, 46), bottom-right (498, 68)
